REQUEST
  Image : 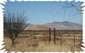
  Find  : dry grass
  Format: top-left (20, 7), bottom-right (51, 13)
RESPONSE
top-left (3, 31), bottom-right (83, 52)
top-left (2, 36), bottom-right (83, 52)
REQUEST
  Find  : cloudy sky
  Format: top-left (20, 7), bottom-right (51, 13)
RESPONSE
top-left (4, 1), bottom-right (82, 24)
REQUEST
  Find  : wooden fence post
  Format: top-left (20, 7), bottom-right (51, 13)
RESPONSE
top-left (74, 34), bottom-right (75, 46)
top-left (54, 28), bottom-right (56, 44)
top-left (61, 34), bottom-right (62, 46)
top-left (49, 28), bottom-right (51, 43)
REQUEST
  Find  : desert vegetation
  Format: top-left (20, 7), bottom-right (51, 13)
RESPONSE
top-left (2, 1), bottom-right (84, 53)
top-left (4, 11), bottom-right (28, 45)
top-left (3, 30), bottom-right (83, 52)
top-left (3, 13), bottom-right (83, 52)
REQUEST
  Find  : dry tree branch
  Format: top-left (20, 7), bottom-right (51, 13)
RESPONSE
top-left (53, 7), bottom-right (64, 19)
top-left (53, 2), bottom-right (83, 21)
top-left (4, 11), bottom-right (29, 45)
top-left (45, 2), bottom-right (55, 11)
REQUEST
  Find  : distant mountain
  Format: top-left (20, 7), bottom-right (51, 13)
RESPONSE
top-left (25, 21), bottom-right (82, 30)
top-left (25, 25), bottom-right (49, 30)
top-left (25, 24), bottom-right (34, 30)
top-left (42, 21), bottom-right (82, 30)
top-left (27, 24), bottom-right (34, 27)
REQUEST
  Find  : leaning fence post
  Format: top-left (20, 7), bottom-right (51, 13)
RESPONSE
top-left (54, 28), bottom-right (56, 44)
top-left (49, 28), bottom-right (51, 43)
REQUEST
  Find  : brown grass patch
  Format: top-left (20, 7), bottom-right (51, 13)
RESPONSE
top-left (2, 36), bottom-right (83, 52)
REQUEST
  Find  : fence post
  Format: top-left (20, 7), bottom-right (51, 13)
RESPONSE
top-left (61, 34), bottom-right (62, 46)
top-left (49, 28), bottom-right (51, 43)
top-left (54, 28), bottom-right (56, 44)
top-left (74, 34), bottom-right (75, 46)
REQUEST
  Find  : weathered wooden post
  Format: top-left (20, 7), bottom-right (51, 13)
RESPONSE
top-left (54, 28), bottom-right (56, 44)
top-left (49, 28), bottom-right (51, 43)
top-left (61, 34), bottom-right (62, 46)
top-left (74, 34), bottom-right (75, 46)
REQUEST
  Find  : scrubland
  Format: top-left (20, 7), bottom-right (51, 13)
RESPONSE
top-left (2, 32), bottom-right (83, 52)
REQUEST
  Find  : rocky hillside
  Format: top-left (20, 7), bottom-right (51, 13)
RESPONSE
top-left (43, 21), bottom-right (82, 30)
top-left (25, 21), bottom-right (82, 30)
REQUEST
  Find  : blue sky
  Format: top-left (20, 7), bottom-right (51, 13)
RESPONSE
top-left (4, 1), bottom-right (82, 25)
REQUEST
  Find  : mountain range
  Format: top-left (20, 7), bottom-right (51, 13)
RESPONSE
top-left (26, 21), bottom-right (82, 30)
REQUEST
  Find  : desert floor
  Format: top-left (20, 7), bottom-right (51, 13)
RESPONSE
top-left (2, 33), bottom-right (83, 53)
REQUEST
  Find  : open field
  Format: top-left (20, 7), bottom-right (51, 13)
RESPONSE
top-left (3, 30), bottom-right (83, 52)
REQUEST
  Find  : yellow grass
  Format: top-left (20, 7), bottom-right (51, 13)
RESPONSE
top-left (2, 37), bottom-right (83, 53)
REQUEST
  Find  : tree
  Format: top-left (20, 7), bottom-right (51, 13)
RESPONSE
top-left (46, 1), bottom-right (84, 23)
top-left (4, 11), bottom-right (28, 45)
